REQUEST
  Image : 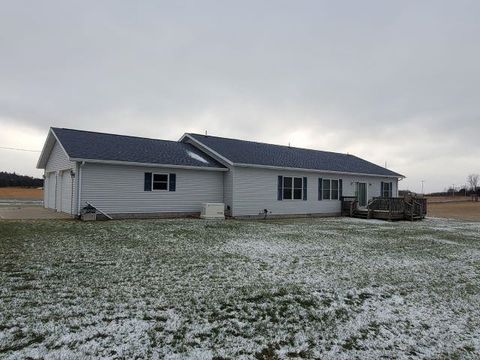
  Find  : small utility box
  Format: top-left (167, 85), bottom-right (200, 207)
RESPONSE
top-left (80, 204), bottom-right (97, 221)
top-left (81, 212), bottom-right (97, 221)
top-left (200, 203), bottom-right (225, 219)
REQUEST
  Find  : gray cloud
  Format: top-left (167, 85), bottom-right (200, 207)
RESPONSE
top-left (1, 0), bottom-right (479, 191)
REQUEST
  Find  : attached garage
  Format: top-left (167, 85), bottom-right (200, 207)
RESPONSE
top-left (39, 135), bottom-right (76, 216)
top-left (37, 127), bottom-right (227, 218)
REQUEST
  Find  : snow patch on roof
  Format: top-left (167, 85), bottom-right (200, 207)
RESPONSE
top-left (186, 150), bottom-right (209, 164)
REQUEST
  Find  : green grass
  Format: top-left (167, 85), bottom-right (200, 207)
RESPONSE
top-left (0, 217), bottom-right (479, 359)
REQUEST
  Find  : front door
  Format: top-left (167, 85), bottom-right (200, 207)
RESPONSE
top-left (356, 182), bottom-right (367, 208)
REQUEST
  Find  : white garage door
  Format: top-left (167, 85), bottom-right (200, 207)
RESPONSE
top-left (43, 175), bottom-right (49, 208)
top-left (60, 170), bottom-right (72, 214)
top-left (47, 172), bottom-right (56, 209)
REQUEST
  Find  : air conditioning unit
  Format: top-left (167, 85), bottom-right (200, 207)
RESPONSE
top-left (200, 203), bottom-right (225, 219)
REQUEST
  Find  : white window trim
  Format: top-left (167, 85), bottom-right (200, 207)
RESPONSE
top-left (283, 176), bottom-right (304, 201)
top-left (152, 173), bottom-right (169, 191)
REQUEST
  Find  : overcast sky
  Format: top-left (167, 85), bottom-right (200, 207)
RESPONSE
top-left (1, 1), bottom-right (479, 192)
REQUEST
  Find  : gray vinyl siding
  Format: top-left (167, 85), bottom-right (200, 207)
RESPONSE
top-left (231, 167), bottom-right (398, 217)
top-left (79, 163), bottom-right (224, 214)
top-left (223, 169), bottom-right (234, 212)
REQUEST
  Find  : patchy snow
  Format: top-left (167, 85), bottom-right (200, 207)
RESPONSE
top-left (186, 150), bottom-right (209, 164)
top-left (0, 217), bottom-right (479, 358)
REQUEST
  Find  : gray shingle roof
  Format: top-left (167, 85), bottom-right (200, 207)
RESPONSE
top-left (51, 128), bottom-right (225, 169)
top-left (187, 133), bottom-right (403, 177)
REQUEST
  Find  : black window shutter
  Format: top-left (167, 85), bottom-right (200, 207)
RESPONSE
top-left (169, 173), bottom-right (176, 191)
top-left (389, 182), bottom-right (393, 197)
top-left (303, 177), bottom-right (308, 200)
top-left (381, 182), bottom-right (384, 197)
top-left (144, 172), bottom-right (152, 191)
top-left (277, 176), bottom-right (283, 200)
top-left (318, 178), bottom-right (323, 200)
top-left (339, 179), bottom-right (343, 198)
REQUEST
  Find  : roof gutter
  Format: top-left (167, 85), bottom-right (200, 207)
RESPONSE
top-left (68, 158), bottom-right (228, 171)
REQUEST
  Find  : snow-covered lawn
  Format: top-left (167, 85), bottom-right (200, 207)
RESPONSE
top-left (1, 217), bottom-right (479, 359)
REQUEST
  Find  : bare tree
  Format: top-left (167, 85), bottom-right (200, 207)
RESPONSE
top-left (467, 174), bottom-right (479, 192)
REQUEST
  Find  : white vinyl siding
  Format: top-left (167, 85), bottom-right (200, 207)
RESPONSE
top-left (80, 163), bottom-right (224, 214)
top-left (45, 142), bottom-right (74, 173)
top-left (232, 167), bottom-right (340, 217)
top-left (342, 176), bottom-right (398, 199)
top-left (43, 140), bottom-right (76, 214)
top-left (230, 166), bottom-right (398, 217)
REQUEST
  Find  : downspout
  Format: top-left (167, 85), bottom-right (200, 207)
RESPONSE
top-left (76, 161), bottom-right (85, 217)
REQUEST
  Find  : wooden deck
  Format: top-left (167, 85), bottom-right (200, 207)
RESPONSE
top-left (341, 196), bottom-right (427, 221)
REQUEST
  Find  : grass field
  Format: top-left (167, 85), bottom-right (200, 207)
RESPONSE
top-left (426, 196), bottom-right (480, 222)
top-left (1, 218), bottom-right (479, 359)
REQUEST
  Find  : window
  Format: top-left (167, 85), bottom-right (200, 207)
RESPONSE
top-left (322, 179), bottom-right (331, 200)
top-left (319, 178), bottom-right (341, 200)
top-left (382, 182), bottom-right (392, 198)
top-left (283, 177), bottom-right (292, 199)
top-left (282, 176), bottom-right (304, 200)
top-left (331, 179), bottom-right (339, 200)
top-left (152, 174), bottom-right (168, 190)
top-left (293, 177), bottom-right (303, 199)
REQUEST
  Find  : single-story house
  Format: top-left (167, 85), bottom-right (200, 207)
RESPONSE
top-left (37, 128), bottom-right (403, 218)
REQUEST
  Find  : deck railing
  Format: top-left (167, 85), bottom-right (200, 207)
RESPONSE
top-left (369, 197), bottom-right (406, 212)
top-left (340, 196), bottom-right (358, 217)
top-left (341, 196), bottom-right (427, 221)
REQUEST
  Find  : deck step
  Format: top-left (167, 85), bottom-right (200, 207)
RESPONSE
top-left (353, 211), bottom-right (369, 219)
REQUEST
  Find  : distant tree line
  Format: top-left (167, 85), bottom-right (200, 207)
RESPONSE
top-left (427, 188), bottom-right (477, 197)
top-left (423, 173), bottom-right (479, 198)
top-left (0, 172), bottom-right (43, 188)
top-left (401, 173), bottom-right (480, 198)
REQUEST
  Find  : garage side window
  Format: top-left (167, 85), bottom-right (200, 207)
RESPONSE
top-left (152, 174), bottom-right (169, 190)
top-left (145, 172), bottom-right (176, 192)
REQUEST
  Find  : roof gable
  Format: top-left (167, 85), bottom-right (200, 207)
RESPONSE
top-left (184, 133), bottom-right (403, 177)
top-left (38, 128), bottom-right (225, 169)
